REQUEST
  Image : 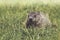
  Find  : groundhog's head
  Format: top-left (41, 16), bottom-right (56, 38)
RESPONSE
top-left (28, 11), bottom-right (40, 22)
top-left (26, 11), bottom-right (40, 28)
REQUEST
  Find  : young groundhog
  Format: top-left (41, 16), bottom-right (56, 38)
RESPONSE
top-left (26, 11), bottom-right (51, 28)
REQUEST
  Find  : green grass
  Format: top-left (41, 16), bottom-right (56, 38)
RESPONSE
top-left (0, 1), bottom-right (60, 40)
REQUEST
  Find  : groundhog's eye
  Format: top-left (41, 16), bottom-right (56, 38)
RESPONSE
top-left (34, 15), bottom-right (36, 17)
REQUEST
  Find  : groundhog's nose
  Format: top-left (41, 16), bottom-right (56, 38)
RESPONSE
top-left (29, 18), bottom-right (32, 21)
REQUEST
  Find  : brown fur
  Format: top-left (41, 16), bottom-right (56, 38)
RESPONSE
top-left (26, 11), bottom-right (51, 28)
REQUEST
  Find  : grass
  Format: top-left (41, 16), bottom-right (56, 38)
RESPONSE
top-left (0, 0), bottom-right (60, 40)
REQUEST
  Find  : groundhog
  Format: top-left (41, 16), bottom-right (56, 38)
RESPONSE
top-left (26, 11), bottom-right (51, 28)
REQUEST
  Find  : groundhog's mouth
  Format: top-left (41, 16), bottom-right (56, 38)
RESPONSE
top-left (29, 19), bottom-right (32, 22)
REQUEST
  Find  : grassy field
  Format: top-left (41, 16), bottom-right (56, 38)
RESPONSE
top-left (0, 0), bottom-right (60, 40)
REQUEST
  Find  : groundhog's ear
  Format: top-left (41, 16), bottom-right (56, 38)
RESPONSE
top-left (36, 11), bottom-right (40, 15)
